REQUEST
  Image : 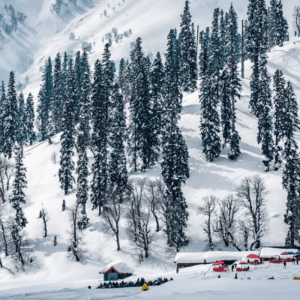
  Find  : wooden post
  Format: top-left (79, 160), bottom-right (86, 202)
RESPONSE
top-left (54, 235), bottom-right (57, 247)
top-left (62, 199), bottom-right (66, 211)
top-left (241, 20), bottom-right (245, 79)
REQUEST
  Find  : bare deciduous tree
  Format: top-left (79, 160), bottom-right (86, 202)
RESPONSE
top-left (293, 6), bottom-right (300, 37)
top-left (214, 195), bottom-right (241, 251)
top-left (38, 206), bottom-right (49, 238)
top-left (0, 157), bottom-right (13, 203)
top-left (68, 205), bottom-right (82, 262)
top-left (102, 184), bottom-right (130, 251)
top-left (126, 180), bottom-right (145, 243)
top-left (126, 180), bottom-right (153, 259)
top-left (198, 196), bottom-right (217, 251)
top-left (146, 180), bottom-right (161, 232)
top-left (236, 175), bottom-right (268, 250)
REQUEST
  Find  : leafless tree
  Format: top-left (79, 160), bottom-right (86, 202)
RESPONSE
top-left (68, 205), bottom-right (82, 262)
top-left (236, 175), bottom-right (269, 250)
top-left (197, 196), bottom-right (217, 251)
top-left (126, 179), bottom-right (145, 243)
top-left (238, 220), bottom-right (251, 251)
top-left (8, 220), bottom-right (32, 269)
top-left (214, 195), bottom-right (241, 251)
top-left (126, 180), bottom-right (153, 259)
top-left (146, 180), bottom-right (161, 232)
top-left (38, 206), bottom-right (49, 238)
top-left (102, 184), bottom-right (130, 251)
top-left (155, 180), bottom-right (172, 244)
top-left (0, 157), bottom-right (13, 203)
top-left (0, 217), bottom-right (9, 257)
top-left (293, 6), bottom-right (300, 37)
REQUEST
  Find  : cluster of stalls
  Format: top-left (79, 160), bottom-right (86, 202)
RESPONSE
top-left (174, 247), bottom-right (300, 273)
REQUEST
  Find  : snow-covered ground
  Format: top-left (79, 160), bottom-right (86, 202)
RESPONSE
top-left (1, 0), bottom-right (300, 298)
top-left (1, 262), bottom-right (300, 299)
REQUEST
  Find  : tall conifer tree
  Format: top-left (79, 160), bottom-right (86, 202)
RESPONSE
top-left (58, 59), bottom-right (76, 195)
top-left (25, 93), bottom-right (36, 145)
top-left (2, 71), bottom-right (18, 158)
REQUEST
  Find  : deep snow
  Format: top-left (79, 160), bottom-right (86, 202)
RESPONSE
top-left (0, 0), bottom-right (300, 298)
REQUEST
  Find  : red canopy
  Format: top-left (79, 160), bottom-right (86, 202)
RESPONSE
top-left (281, 252), bottom-right (287, 255)
top-left (213, 260), bottom-right (225, 265)
top-left (247, 254), bottom-right (260, 259)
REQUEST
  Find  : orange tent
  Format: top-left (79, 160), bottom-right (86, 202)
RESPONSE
top-left (142, 283), bottom-right (149, 291)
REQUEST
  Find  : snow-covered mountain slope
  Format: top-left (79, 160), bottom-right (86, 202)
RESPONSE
top-left (0, 36), bottom-right (300, 294)
top-left (0, 0), bottom-right (300, 296)
top-left (0, 0), bottom-right (295, 85)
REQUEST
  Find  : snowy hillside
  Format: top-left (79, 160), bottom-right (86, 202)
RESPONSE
top-left (0, 0), bottom-right (300, 297)
top-left (0, 0), bottom-right (295, 84)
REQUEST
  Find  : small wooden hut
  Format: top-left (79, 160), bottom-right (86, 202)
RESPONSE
top-left (100, 265), bottom-right (132, 281)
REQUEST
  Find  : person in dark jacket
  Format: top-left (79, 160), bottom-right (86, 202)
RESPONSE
top-left (283, 260), bottom-right (287, 268)
top-left (231, 265), bottom-right (235, 272)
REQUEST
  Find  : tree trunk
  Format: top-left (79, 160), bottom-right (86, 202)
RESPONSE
top-left (62, 199), bottom-right (66, 211)
top-left (0, 221), bottom-right (8, 256)
top-left (43, 214), bottom-right (47, 238)
top-left (153, 213), bottom-right (160, 232)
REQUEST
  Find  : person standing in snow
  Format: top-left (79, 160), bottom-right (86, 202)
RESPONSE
top-left (283, 260), bottom-right (287, 268)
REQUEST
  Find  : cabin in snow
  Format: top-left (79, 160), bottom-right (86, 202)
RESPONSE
top-left (174, 251), bottom-right (260, 269)
top-left (99, 262), bottom-right (133, 281)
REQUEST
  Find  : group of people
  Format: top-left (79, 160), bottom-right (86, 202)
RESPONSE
top-left (96, 277), bottom-right (173, 289)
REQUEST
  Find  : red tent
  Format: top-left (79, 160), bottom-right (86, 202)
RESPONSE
top-left (247, 254), bottom-right (260, 259)
top-left (213, 261), bottom-right (225, 265)
top-left (281, 252), bottom-right (287, 255)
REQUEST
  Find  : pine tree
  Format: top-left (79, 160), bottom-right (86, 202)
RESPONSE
top-left (219, 10), bottom-right (226, 69)
top-left (161, 29), bottom-right (189, 251)
top-left (118, 58), bottom-right (125, 96)
top-left (74, 51), bottom-right (82, 125)
top-left (128, 38), bottom-right (153, 171)
top-left (268, 0), bottom-right (277, 49)
top-left (275, 0), bottom-right (289, 46)
top-left (178, 0), bottom-right (197, 92)
top-left (220, 68), bottom-right (232, 145)
top-left (37, 58), bottom-right (53, 141)
top-left (0, 81), bottom-right (6, 153)
top-left (2, 71), bottom-right (18, 158)
top-left (17, 93), bottom-right (27, 146)
top-left (283, 82), bottom-right (300, 160)
top-left (248, 0), bottom-right (268, 117)
top-left (10, 145), bottom-right (27, 229)
top-left (58, 59), bottom-right (76, 195)
top-left (281, 82), bottom-right (300, 247)
top-left (273, 69), bottom-right (286, 170)
top-left (149, 52), bottom-right (164, 165)
top-left (25, 93), bottom-right (36, 146)
top-left (108, 83), bottom-right (128, 199)
top-left (257, 58), bottom-right (274, 171)
top-left (76, 129), bottom-right (89, 230)
top-left (199, 30), bottom-right (221, 162)
top-left (90, 59), bottom-right (108, 216)
top-left (51, 53), bottom-right (64, 134)
top-left (282, 149), bottom-right (300, 247)
top-left (225, 4), bottom-right (242, 160)
top-left (210, 8), bottom-right (222, 105)
top-left (79, 50), bottom-right (91, 148)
